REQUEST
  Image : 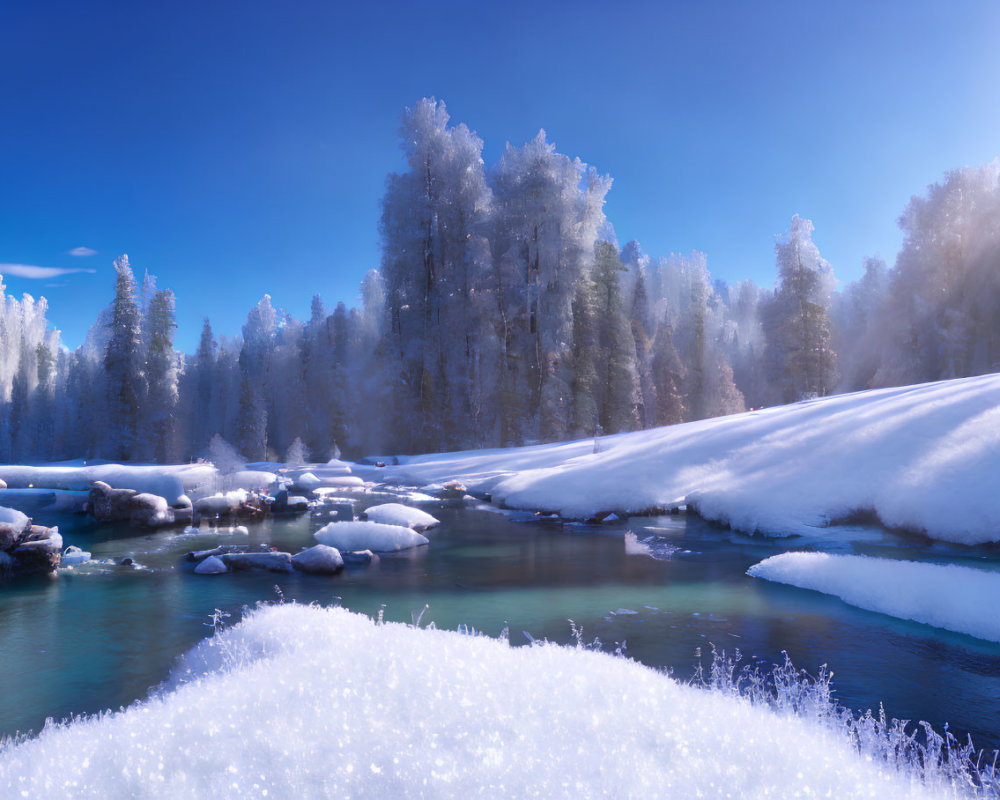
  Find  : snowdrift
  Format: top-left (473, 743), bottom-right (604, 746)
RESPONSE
top-left (0, 464), bottom-right (217, 507)
top-left (386, 374), bottom-right (1000, 544)
top-left (748, 552), bottom-right (1000, 642)
top-left (314, 520), bottom-right (428, 552)
top-left (363, 503), bottom-right (440, 531)
top-left (0, 604), bottom-right (950, 798)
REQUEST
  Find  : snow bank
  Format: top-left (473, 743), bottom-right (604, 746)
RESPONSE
top-left (0, 506), bottom-right (28, 530)
top-left (0, 604), bottom-right (953, 798)
top-left (385, 374), bottom-right (1000, 544)
top-left (314, 520), bottom-right (428, 552)
top-left (0, 464), bottom-right (216, 506)
top-left (363, 503), bottom-right (439, 531)
top-left (748, 552), bottom-right (1000, 642)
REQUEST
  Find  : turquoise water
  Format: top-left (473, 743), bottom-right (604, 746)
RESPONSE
top-left (1, 489), bottom-right (999, 753)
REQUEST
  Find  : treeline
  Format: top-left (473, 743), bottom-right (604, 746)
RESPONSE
top-left (1, 99), bottom-right (999, 463)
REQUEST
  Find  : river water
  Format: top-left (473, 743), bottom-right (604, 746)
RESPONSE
top-left (1, 487), bottom-right (999, 753)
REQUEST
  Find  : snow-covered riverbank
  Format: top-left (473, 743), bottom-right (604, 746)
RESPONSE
top-left (0, 603), bottom-right (978, 799)
top-left (385, 373), bottom-right (1000, 545)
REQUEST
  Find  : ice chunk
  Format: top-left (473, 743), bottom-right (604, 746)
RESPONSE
top-left (748, 552), bottom-right (1000, 643)
top-left (314, 520), bottom-right (428, 552)
top-left (363, 503), bottom-right (439, 531)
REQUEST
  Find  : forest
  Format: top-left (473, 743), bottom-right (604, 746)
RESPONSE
top-left (1, 98), bottom-right (999, 464)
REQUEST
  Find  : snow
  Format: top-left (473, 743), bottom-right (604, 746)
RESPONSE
top-left (292, 471), bottom-right (321, 489)
top-left (60, 546), bottom-right (91, 566)
top-left (385, 374), bottom-right (1000, 544)
top-left (0, 464), bottom-right (216, 506)
top-left (748, 552), bottom-right (1000, 643)
top-left (0, 604), bottom-right (954, 798)
top-left (363, 503), bottom-right (439, 531)
top-left (0, 506), bottom-right (28, 529)
top-left (314, 520), bottom-right (429, 552)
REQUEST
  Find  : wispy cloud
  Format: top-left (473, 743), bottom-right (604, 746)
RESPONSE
top-left (68, 246), bottom-right (97, 257)
top-left (0, 263), bottom-right (98, 279)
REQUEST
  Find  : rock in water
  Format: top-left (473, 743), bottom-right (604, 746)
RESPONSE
top-left (291, 544), bottom-right (344, 575)
top-left (220, 552), bottom-right (294, 573)
top-left (194, 555), bottom-right (228, 575)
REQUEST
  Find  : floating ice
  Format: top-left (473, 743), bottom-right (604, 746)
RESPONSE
top-left (314, 520), bottom-right (428, 552)
top-left (363, 503), bottom-right (439, 531)
top-left (748, 552), bottom-right (1000, 642)
top-left (60, 546), bottom-right (91, 566)
top-left (0, 604), bottom-right (954, 798)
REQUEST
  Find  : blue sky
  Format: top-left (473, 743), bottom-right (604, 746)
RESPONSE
top-left (2, 0), bottom-right (999, 351)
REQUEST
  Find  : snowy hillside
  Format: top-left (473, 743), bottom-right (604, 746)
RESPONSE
top-left (0, 604), bottom-right (960, 799)
top-left (386, 374), bottom-right (1000, 544)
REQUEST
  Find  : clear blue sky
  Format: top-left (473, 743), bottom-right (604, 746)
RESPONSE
top-left (2, 0), bottom-right (999, 351)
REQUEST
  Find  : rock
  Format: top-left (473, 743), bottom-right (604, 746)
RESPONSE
top-left (194, 555), bottom-right (228, 575)
top-left (129, 493), bottom-right (174, 527)
top-left (119, 557), bottom-right (134, 567)
top-left (184, 545), bottom-right (229, 562)
top-left (342, 549), bottom-right (378, 567)
top-left (0, 478), bottom-right (7, 489)
top-left (220, 552), bottom-right (294, 573)
top-left (292, 544), bottom-right (344, 575)
top-left (438, 481), bottom-right (467, 499)
top-left (0, 523), bottom-right (22, 551)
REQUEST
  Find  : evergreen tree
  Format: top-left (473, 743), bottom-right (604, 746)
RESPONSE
top-left (762, 215), bottom-right (838, 403)
top-left (103, 255), bottom-right (147, 461)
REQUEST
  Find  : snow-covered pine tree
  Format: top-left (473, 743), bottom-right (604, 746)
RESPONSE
top-left (103, 255), bottom-right (147, 461)
top-left (762, 215), bottom-right (837, 404)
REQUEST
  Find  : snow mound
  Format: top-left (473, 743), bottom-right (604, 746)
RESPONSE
top-left (748, 552), bottom-right (1000, 643)
top-left (363, 503), bottom-right (439, 531)
top-left (0, 604), bottom-right (953, 798)
top-left (314, 521), bottom-right (428, 552)
top-left (386, 374), bottom-right (1000, 544)
top-left (60, 546), bottom-right (91, 566)
top-left (0, 506), bottom-right (28, 529)
top-left (0, 464), bottom-right (215, 506)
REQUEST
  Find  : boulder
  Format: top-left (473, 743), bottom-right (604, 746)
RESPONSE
top-left (342, 549), bottom-right (378, 567)
top-left (220, 552), bottom-right (294, 573)
top-left (291, 544), bottom-right (344, 575)
top-left (194, 555), bottom-right (229, 575)
top-left (0, 478), bottom-right (7, 489)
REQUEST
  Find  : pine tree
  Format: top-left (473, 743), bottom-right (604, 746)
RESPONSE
top-left (103, 255), bottom-right (147, 461)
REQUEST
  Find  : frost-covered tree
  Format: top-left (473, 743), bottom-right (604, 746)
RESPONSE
top-left (872, 161), bottom-right (1000, 386)
top-left (380, 98), bottom-right (492, 452)
top-left (143, 289), bottom-right (179, 463)
top-left (490, 130), bottom-right (611, 443)
top-left (103, 255), bottom-right (147, 461)
top-left (762, 216), bottom-right (837, 404)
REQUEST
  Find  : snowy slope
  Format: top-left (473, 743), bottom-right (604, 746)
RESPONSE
top-left (0, 604), bottom-right (954, 799)
top-left (386, 374), bottom-right (1000, 544)
top-left (748, 553), bottom-right (1000, 642)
